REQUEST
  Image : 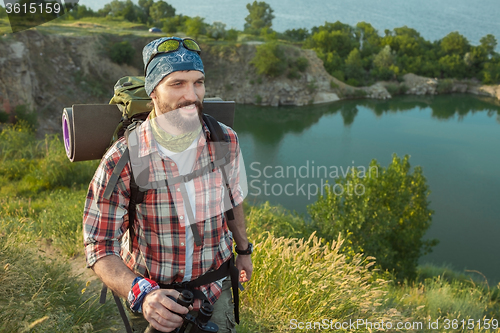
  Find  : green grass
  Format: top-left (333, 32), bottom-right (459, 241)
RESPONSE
top-left (0, 229), bottom-right (115, 332)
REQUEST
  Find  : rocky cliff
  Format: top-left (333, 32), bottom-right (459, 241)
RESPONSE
top-left (1, 30), bottom-right (499, 136)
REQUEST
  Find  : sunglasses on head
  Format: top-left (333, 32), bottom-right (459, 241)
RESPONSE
top-left (145, 37), bottom-right (202, 74)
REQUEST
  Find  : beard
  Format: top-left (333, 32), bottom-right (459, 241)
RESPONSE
top-left (156, 99), bottom-right (204, 134)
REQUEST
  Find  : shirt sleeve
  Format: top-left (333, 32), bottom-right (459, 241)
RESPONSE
top-left (83, 141), bottom-right (131, 268)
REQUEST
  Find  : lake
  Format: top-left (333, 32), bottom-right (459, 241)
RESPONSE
top-left (233, 94), bottom-right (500, 285)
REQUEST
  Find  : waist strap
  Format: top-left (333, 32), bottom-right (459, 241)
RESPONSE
top-left (158, 256), bottom-right (241, 324)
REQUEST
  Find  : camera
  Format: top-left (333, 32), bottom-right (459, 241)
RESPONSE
top-left (165, 290), bottom-right (219, 333)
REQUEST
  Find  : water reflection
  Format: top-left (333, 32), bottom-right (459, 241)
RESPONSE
top-left (234, 95), bottom-right (500, 145)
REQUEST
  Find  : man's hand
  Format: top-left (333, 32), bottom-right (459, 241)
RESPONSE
top-left (142, 289), bottom-right (191, 332)
top-left (235, 254), bottom-right (253, 283)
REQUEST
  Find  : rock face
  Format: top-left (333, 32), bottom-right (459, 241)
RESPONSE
top-left (403, 73), bottom-right (438, 95)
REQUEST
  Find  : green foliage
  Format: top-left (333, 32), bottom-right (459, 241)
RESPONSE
top-left (344, 48), bottom-right (365, 85)
top-left (98, 0), bottom-right (147, 23)
top-left (244, 1), bottom-right (274, 35)
top-left (307, 154), bottom-right (438, 281)
top-left (109, 40), bottom-right (135, 65)
top-left (437, 78), bottom-right (454, 94)
top-left (66, 4), bottom-right (97, 19)
top-left (0, 122), bottom-right (97, 196)
top-left (481, 59), bottom-right (500, 84)
top-left (207, 21), bottom-right (226, 40)
top-left (480, 34), bottom-right (498, 57)
top-left (294, 56), bottom-right (309, 72)
top-left (254, 94), bottom-right (262, 104)
top-left (439, 54), bottom-right (467, 78)
top-left (225, 28), bottom-right (239, 41)
top-left (303, 20), bottom-right (500, 86)
top-left (14, 104), bottom-right (38, 129)
top-left (161, 14), bottom-right (187, 33)
top-left (149, 0), bottom-right (175, 25)
top-left (250, 41), bottom-right (287, 77)
top-left (282, 28), bottom-right (310, 42)
top-left (184, 16), bottom-right (206, 38)
top-left (440, 31), bottom-right (470, 56)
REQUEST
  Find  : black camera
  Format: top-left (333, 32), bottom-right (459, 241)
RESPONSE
top-left (167, 290), bottom-right (219, 333)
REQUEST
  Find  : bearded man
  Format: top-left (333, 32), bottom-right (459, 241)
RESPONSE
top-left (83, 36), bottom-right (252, 333)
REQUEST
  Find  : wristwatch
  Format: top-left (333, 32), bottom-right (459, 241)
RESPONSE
top-left (235, 243), bottom-right (253, 255)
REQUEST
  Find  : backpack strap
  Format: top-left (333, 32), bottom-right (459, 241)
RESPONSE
top-left (202, 114), bottom-right (235, 220)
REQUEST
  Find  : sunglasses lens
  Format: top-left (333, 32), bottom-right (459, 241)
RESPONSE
top-left (157, 39), bottom-right (180, 53)
top-left (183, 39), bottom-right (201, 52)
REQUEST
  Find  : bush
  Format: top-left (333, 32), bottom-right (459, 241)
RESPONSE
top-left (295, 56), bottom-right (309, 72)
top-left (307, 154), bottom-right (438, 281)
top-left (109, 41), bottom-right (135, 65)
top-left (250, 41), bottom-right (287, 77)
top-left (225, 28), bottom-right (239, 41)
top-left (437, 78), bottom-right (454, 94)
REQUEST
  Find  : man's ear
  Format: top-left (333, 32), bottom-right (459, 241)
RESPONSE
top-left (150, 90), bottom-right (157, 100)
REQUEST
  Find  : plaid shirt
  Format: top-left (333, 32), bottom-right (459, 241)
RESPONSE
top-left (83, 117), bottom-right (244, 307)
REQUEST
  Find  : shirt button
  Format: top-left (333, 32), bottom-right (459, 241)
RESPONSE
top-left (170, 162), bottom-right (175, 166)
top-left (180, 269), bottom-right (184, 273)
top-left (179, 216), bottom-right (184, 220)
top-left (181, 242), bottom-right (185, 246)
top-left (177, 188), bottom-right (180, 192)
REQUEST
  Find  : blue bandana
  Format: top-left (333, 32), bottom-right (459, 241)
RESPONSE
top-left (142, 37), bottom-right (205, 96)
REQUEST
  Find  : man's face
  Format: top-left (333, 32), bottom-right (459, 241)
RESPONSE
top-left (151, 70), bottom-right (205, 133)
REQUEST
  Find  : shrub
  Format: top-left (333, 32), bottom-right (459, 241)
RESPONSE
top-left (437, 79), bottom-right (454, 94)
top-left (109, 41), bottom-right (135, 65)
top-left (295, 56), bottom-right (309, 72)
top-left (250, 42), bottom-right (287, 77)
top-left (308, 154), bottom-right (438, 281)
top-left (225, 28), bottom-right (239, 41)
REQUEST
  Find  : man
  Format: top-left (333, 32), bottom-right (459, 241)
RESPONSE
top-left (83, 36), bottom-right (252, 333)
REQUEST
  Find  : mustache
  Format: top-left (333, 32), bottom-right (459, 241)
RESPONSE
top-left (177, 100), bottom-right (204, 111)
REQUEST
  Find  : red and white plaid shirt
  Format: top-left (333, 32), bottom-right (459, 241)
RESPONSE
top-left (83, 117), bottom-right (244, 306)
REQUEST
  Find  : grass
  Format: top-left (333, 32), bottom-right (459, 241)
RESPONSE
top-left (0, 228), bottom-right (115, 332)
top-left (1, 121), bottom-right (499, 332)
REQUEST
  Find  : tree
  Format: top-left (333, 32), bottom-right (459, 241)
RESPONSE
top-left (250, 42), bottom-right (287, 77)
top-left (150, 0), bottom-right (175, 24)
top-left (184, 16), bottom-right (206, 39)
top-left (206, 21), bottom-right (227, 40)
top-left (282, 28), bottom-right (310, 42)
top-left (440, 31), bottom-right (470, 56)
top-left (244, 1), bottom-right (274, 35)
top-left (138, 0), bottom-right (154, 20)
top-left (308, 154), bottom-right (438, 281)
top-left (344, 48), bottom-right (365, 85)
top-left (479, 34), bottom-right (498, 58)
top-left (97, 0), bottom-right (146, 23)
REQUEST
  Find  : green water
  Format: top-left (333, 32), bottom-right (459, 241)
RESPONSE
top-left (233, 94), bottom-right (500, 284)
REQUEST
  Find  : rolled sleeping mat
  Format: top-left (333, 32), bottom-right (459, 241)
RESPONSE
top-left (62, 104), bottom-right (122, 162)
top-left (62, 101), bottom-right (235, 162)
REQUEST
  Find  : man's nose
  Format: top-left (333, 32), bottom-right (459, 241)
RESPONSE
top-left (183, 83), bottom-right (198, 102)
